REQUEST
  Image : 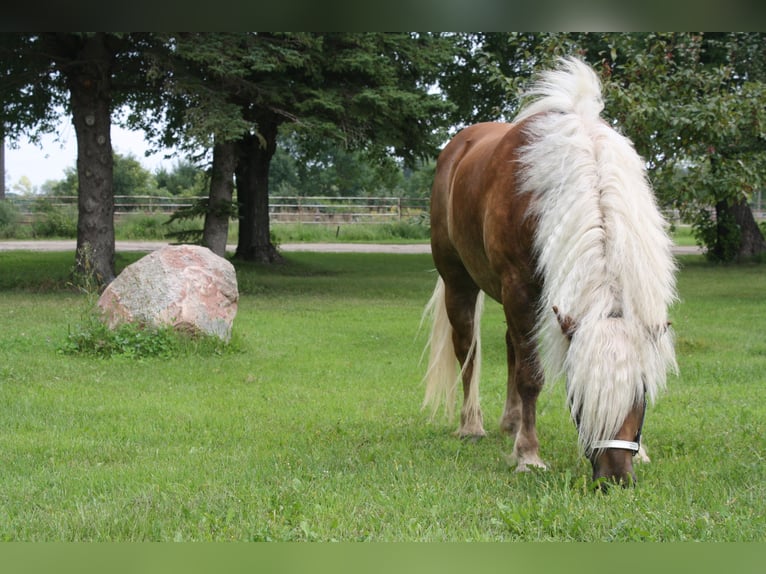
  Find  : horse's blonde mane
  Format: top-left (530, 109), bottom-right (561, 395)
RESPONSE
top-left (514, 57), bottom-right (678, 452)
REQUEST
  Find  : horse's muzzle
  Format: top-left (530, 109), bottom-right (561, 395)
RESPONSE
top-left (590, 451), bottom-right (637, 489)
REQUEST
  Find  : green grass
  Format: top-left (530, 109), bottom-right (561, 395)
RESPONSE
top-left (671, 224), bottom-right (697, 247)
top-left (271, 221), bottom-right (431, 243)
top-left (0, 250), bottom-right (763, 541)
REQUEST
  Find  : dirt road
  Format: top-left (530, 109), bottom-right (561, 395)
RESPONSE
top-left (0, 240), bottom-right (700, 255)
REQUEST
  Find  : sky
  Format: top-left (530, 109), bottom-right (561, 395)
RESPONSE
top-left (3, 116), bottom-right (182, 193)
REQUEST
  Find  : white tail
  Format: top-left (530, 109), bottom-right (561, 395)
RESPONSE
top-left (421, 277), bottom-right (484, 422)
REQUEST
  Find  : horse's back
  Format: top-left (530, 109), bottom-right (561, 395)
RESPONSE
top-left (432, 123), bottom-right (514, 197)
top-left (430, 121), bottom-right (537, 302)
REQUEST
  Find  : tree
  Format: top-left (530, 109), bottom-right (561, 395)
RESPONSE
top-left (141, 33), bottom-right (455, 261)
top-left (466, 32), bottom-right (766, 262)
top-left (131, 32), bottom-right (264, 258)
top-left (11, 175), bottom-right (36, 196)
top-left (592, 32), bottom-right (766, 262)
top-left (155, 160), bottom-right (206, 196)
top-left (0, 33), bottom-right (163, 284)
top-left (237, 33), bottom-right (454, 261)
top-left (1, 134), bottom-right (5, 200)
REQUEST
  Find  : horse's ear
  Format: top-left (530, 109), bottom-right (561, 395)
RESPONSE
top-left (552, 306), bottom-right (576, 340)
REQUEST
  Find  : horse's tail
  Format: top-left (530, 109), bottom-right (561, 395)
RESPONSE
top-left (514, 57), bottom-right (678, 452)
top-left (421, 276), bottom-right (484, 421)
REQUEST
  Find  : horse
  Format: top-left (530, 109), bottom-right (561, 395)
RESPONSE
top-left (422, 57), bottom-right (677, 486)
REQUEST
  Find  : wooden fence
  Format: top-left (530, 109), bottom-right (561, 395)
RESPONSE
top-left (8, 195), bottom-right (431, 225)
top-left (7, 193), bottom-right (764, 224)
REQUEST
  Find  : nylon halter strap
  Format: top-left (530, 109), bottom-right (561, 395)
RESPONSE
top-left (589, 394), bottom-right (647, 457)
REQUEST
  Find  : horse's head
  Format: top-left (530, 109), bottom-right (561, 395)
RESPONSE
top-left (553, 306), bottom-right (649, 488)
top-left (586, 397), bottom-right (646, 488)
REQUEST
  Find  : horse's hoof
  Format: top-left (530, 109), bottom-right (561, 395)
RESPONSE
top-left (454, 429), bottom-right (486, 443)
top-left (461, 434), bottom-right (485, 444)
top-left (515, 461), bottom-right (548, 473)
top-left (503, 452), bottom-right (547, 471)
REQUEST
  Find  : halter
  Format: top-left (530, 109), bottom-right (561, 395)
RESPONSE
top-left (588, 394), bottom-right (647, 457)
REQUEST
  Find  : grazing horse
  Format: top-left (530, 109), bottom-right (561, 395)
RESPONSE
top-left (422, 58), bottom-right (677, 486)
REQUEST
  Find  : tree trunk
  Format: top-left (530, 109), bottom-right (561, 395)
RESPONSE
top-left (712, 197), bottom-right (766, 262)
top-left (64, 34), bottom-right (116, 286)
top-left (712, 199), bottom-right (737, 262)
top-left (202, 139), bottom-right (237, 257)
top-left (0, 134), bottom-right (5, 200)
top-left (234, 120), bottom-right (283, 263)
top-left (730, 197), bottom-right (766, 260)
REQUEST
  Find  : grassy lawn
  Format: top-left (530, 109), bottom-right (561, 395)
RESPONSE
top-left (671, 224), bottom-right (697, 247)
top-left (0, 250), bottom-right (763, 541)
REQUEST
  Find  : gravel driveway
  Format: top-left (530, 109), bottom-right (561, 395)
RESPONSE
top-left (0, 240), bottom-right (699, 255)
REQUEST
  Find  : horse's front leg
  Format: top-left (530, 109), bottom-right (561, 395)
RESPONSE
top-left (502, 319), bottom-right (546, 471)
top-left (511, 354), bottom-right (547, 471)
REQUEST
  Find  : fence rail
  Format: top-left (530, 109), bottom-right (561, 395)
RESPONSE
top-left (7, 193), bottom-right (764, 224)
top-left (7, 195), bottom-right (431, 225)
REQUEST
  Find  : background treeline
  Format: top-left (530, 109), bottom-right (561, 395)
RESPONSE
top-left (2, 33), bottom-right (766, 274)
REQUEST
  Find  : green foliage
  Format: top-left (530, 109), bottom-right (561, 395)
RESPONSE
top-left (114, 213), bottom-right (206, 241)
top-left (0, 200), bottom-right (22, 238)
top-left (691, 208), bottom-right (743, 263)
top-left (115, 214), bottom-right (175, 240)
top-left (269, 132), bottom-right (436, 199)
top-left (155, 160), bottom-right (208, 197)
top-left (46, 168), bottom-right (77, 197)
top-left (439, 32), bottom-right (574, 125)
top-left (112, 153), bottom-right (162, 196)
top-left (30, 199), bottom-right (77, 238)
top-left (60, 316), bottom-right (233, 360)
top-left (0, 34), bottom-right (68, 139)
top-left (164, 197), bottom-right (239, 244)
top-left (596, 33), bottom-right (766, 260)
top-left (61, 317), bottom-right (175, 359)
top-left (268, 221), bottom-right (430, 243)
top-left (50, 153), bottom-right (165, 198)
top-left (466, 33), bottom-right (766, 261)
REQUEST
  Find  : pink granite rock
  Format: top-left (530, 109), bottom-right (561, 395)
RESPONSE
top-left (97, 245), bottom-right (238, 341)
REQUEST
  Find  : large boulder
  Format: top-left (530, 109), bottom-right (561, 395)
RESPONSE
top-left (98, 245), bottom-right (238, 341)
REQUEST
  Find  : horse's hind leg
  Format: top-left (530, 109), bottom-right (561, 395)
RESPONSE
top-left (443, 282), bottom-right (485, 439)
top-left (499, 330), bottom-right (522, 437)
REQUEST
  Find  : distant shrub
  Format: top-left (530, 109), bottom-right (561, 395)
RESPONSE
top-left (0, 200), bottom-right (22, 238)
top-left (115, 213), bottom-right (181, 240)
top-left (271, 219), bottom-right (430, 243)
top-left (31, 201), bottom-right (78, 238)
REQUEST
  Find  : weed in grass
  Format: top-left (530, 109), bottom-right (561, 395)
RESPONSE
top-left (59, 310), bottom-right (238, 360)
top-left (61, 319), bottom-right (173, 359)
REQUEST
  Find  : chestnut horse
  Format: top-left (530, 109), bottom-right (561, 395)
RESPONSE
top-left (422, 58), bottom-right (677, 485)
